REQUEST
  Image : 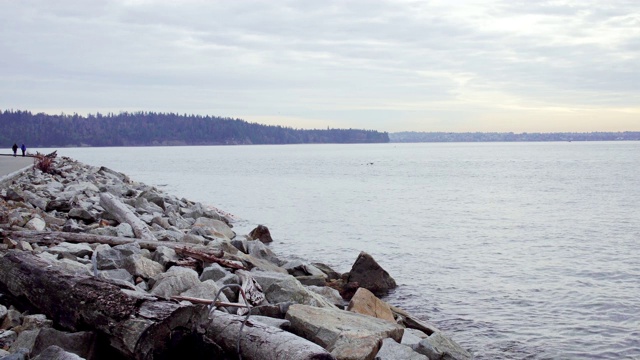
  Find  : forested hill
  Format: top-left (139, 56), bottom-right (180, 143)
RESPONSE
top-left (0, 110), bottom-right (389, 147)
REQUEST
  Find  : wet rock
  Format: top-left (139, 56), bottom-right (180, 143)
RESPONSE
top-left (286, 304), bottom-right (404, 360)
top-left (347, 288), bottom-right (396, 323)
top-left (248, 225), bottom-right (273, 243)
top-left (376, 338), bottom-right (428, 360)
top-left (347, 252), bottom-right (397, 296)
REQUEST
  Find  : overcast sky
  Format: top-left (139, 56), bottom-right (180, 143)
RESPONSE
top-left (1, 0), bottom-right (638, 132)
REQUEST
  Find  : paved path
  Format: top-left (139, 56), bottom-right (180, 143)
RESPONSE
top-left (0, 155), bottom-right (32, 179)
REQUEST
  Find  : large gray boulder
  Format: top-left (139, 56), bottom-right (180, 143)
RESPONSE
top-left (286, 304), bottom-right (404, 360)
top-left (95, 243), bottom-right (142, 270)
top-left (193, 217), bottom-right (235, 239)
top-left (246, 240), bottom-right (282, 265)
top-left (249, 271), bottom-right (336, 309)
top-left (123, 254), bottom-right (164, 279)
top-left (32, 345), bottom-right (85, 360)
top-left (47, 243), bottom-right (93, 259)
top-left (347, 252), bottom-right (397, 296)
top-left (180, 280), bottom-right (229, 304)
top-left (30, 328), bottom-right (96, 359)
top-left (200, 263), bottom-right (231, 282)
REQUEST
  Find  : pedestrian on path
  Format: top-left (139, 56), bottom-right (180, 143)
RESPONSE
top-left (20, 144), bottom-right (26, 156)
top-left (12, 143), bottom-right (17, 157)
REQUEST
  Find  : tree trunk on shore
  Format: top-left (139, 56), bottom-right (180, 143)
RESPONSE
top-left (203, 311), bottom-right (335, 360)
top-left (0, 250), bottom-right (206, 360)
top-left (99, 193), bottom-right (157, 242)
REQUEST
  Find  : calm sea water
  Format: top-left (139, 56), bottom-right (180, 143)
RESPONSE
top-left (43, 142), bottom-right (640, 359)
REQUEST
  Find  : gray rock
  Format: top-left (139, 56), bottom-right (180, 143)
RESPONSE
top-left (22, 190), bottom-right (47, 211)
top-left (231, 238), bottom-right (248, 253)
top-left (48, 243), bottom-right (93, 259)
top-left (57, 259), bottom-right (92, 276)
top-left (402, 328), bottom-right (430, 347)
top-left (25, 217), bottom-right (46, 231)
top-left (249, 315), bottom-right (290, 330)
top-left (95, 243), bottom-right (141, 270)
top-left (0, 329), bottom-right (17, 349)
top-left (247, 225), bottom-right (273, 243)
top-left (2, 347), bottom-right (29, 360)
top-left (150, 266), bottom-right (200, 298)
top-left (414, 332), bottom-right (473, 360)
top-left (0, 305), bottom-right (7, 322)
top-left (376, 338), bottom-right (428, 360)
top-left (16, 241), bottom-right (33, 251)
top-left (98, 269), bottom-right (134, 284)
top-left (192, 217), bottom-right (235, 240)
top-left (9, 329), bottom-right (38, 353)
top-left (312, 262), bottom-right (342, 280)
top-left (152, 246), bottom-right (179, 267)
top-left (1, 310), bottom-right (23, 330)
top-left (138, 191), bottom-right (166, 210)
top-left (115, 223), bottom-right (134, 238)
top-left (62, 219), bottom-right (85, 233)
top-left (134, 197), bottom-right (164, 215)
top-left (88, 226), bottom-right (117, 237)
top-left (0, 349), bottom-right (9, 358)
top-left (215, 273), bottom-right (240, 302)
top-left (32, 345), bottom-right (85, 360)
top-left (123, 254), bottom-right (164, 279)
top-left (65, 182), bottom-right (100, 194)
top-left (306, 285), bottom-right (345, 308)
top-left (200, 263), bottom-right (231, 282)
top-left (246, 240), bottom-right (282, 265)
top-left (4, 188), bottom-right (25, 202)
top-left (18, 315), bottom-right (53, 332)
top-left (46, 200), bottom-right (72, 212)
top-left (283, 260), bottom-right (327, 278)
top-left (151, 216), bottom-right (171, 229)
top-left (68, 208), bottom-right (96, 223)
top-left (31, 328), bottom-right (96, 359)
top-left (347, 251), bottom-right (397, 296)
top-left (182, 233), bottom-right (206, 245)
top-left (295, 275), bottom-right (326, 287)
top-left (180, 280), bottom-right (229, 303)
top-left (286, 304), bottom-right (404, 360)
top-left (248, 271), bottom-right (336, 309)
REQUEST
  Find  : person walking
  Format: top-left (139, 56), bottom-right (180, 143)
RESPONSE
top-left (11, 143), bottom-right (17, 157)
top-left (20, 144), bottom-right (26, 156)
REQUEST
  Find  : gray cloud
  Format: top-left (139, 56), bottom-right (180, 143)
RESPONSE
top-left (1, 0), bottom-right (638, 132)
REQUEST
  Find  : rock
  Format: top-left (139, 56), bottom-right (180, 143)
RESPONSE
top-left (17, 314), bottom-right (53, 332)
top-left (347, 288), bottom-right (396, 323)
top-left (248, 224), bottom-right (273, 243)
top-left (192, 217), bottom-right (235, 239)
top-left (347, 252), bottom-right (397, 296)
top-left (45, 200), bottom-right (72, 212)
top-left (98, 269), bottom-right (134, 284)
top-left (16, 241), bottom-right (33, 251)
top-left (22, 190), bottom-right (47, 211)
top-left (215, 273), bottom-right (241, 302)
top-left (65, 182), bottom-right (100, 194)
top-left (152, 246), bottom-right (179, 267)
top-left (123, 254), bottom-right (164, 279)
top-left (138, 190), bottom-right (166, 210)
top-left (9, 329), bottom-right (38, 354)
top-left (95, 243), bottom-right (141, 270)
top-left (180, 280), bottom-right (229, 304)
top-left (312, 262), bottom-right (342, 280)
top-left (249, 315), bottom-right (290, 330)
top-left (1, 309), bottom-right (23, 330)
top-left (68, 208), bottom-right (96, 223)
top-left (0, 329), bottom-right (17, 349)
top-left (246, 240), bottom-right (282, 265)
top-left (4, 188), bottom-right (25, 202)
top-left (31, 328), bottom-right (96, 359)
top-left (249, 271), bottom-right (336, 309)
top-left (48, 243), bottom-right (94, 259)
top-left (283, 260), bottom-right (327, 278)
top-left (0, 305), bottom-right (7, 322)
top-left (306, 285), bottom-right (346, 308)
top-left (182, 233), bottom-right (206, 245)
top-left (200, 263), bottom-right (231, 282)
top-left (149, 266), bottom-right (200, 298)
top-left (57, 258), bottom-right (92, 276)
top-left (296, 275), bottom-right (326, 287)
top-left (401, 328), bottom-right (430, 347)
top-left (32, 345), bottom-right (85, 360)
top-left (25, 217), bottom-right (46, 231)
top-left (390, 305), bottom-right (440, 336)
top-left (231, 238), bottom-right (248, 253)
top-left (286, 304), bottom-right (404, 360)
top-left (62, 219), bottom-right (85, 233)
top-left (414, 332), bottom-right (473, 360)
top-left (115, 223), bottom-right (134, 238)
top-left (134, 197), bottom-right (164, 215)
top-left (2, 347), bottom-right (29, 360)
top-left (151, 216), bottom-right (171, 229)
top-left (376, 338), bottom-right (428, 360)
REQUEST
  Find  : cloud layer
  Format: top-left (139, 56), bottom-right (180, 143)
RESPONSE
top-left (1, 0), bottom-right (638, 132)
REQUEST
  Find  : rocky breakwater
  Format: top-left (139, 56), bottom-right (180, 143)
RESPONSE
top-left (0, 155), bottom-right (472, 360)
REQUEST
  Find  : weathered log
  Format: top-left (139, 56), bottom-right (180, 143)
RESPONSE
top-left (99, 193), bottom-right (157, 242)
top-left (0, 250), bottom-right (207, 360)
top-left (174, 246), bottom-right (245, 270)
top-left (203, 310), bottom-right (336, 360)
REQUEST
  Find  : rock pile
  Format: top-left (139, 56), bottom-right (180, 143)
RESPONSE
top-left (0, 156), bottom-right (472, 360)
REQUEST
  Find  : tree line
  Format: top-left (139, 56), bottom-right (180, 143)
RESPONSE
top-left (0, 110), bottom-right (389, 147)
top-left (390, 131), bottom-right (640, 142)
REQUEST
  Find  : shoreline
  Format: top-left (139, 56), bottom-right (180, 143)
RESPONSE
top-left (0, 155), bottom-right (472, 359)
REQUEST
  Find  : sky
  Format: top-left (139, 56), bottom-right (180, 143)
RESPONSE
top-left (1, 0), bottom-right (639, 133)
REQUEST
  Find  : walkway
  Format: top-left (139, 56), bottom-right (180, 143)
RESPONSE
top-left (0, 155), bottom-right (33, 183)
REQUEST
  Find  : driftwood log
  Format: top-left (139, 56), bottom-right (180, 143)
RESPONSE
top-left (0, 250), bottom-right (206, 359)
top-left (0, 249), bottom-right (336, 359)
top-left (99, 193), bottom-right (157, 242)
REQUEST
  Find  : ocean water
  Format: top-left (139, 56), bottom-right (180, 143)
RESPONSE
top-left (44, 142), bottom-right (640, 359)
